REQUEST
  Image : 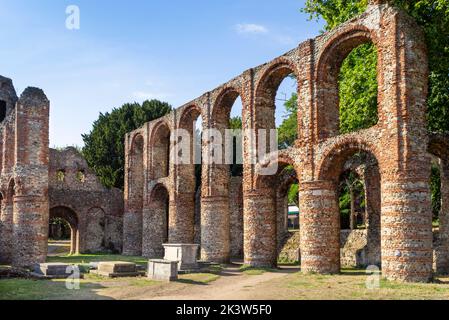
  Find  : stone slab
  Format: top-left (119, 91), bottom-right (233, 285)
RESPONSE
top-left (163, 244), bottom-right (200, 271)
top-left (148, 259), bottom-right (178, 282)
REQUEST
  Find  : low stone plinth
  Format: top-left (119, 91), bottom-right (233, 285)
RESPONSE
top-left (33, 263), bottom-right (72, 278)
top-left (91, 261), bottom-right (144, 278)
top-left (148, 259), bottom-right (178, 281)
top-left (163, 244), bottom-right (199, 271)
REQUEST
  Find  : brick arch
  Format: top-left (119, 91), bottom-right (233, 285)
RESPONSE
top-left (150, 121), bottom-right (171, 180)
top-left (143, 182), bottom-right (171, 257)
top-left (148, 181), bottom-right (172, 202)
top-left (254, 152), bottom-right (299, 191)
top-left (178, 104), bottom-right (203, 132)
top-left (428, 133), bottom-right (449, 161)
top-left (317, 138), bottom-right (381, 182)
top-left (254, 58), bottom-right (300, 133)
top-left (315, 26), bottom-right (380, 140)
top-left (50, 205), bottom-right (80, 255)
top-left (211, 87), bottom-right (243, 129)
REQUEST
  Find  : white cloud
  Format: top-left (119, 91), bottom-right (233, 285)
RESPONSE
top-left (132, 91), bottom-right (171, 101)
top-left (235, 23), bottom-right (268, 34)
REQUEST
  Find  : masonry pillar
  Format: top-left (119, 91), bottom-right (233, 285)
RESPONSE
top-left (201, 195), bottom-right (230, 263)
top-left (142, 187), bottom-right (169, 258)
top-left (12, 87), bottom-right (50, 267)
top-left (0, 194), bottom-right (13, 263)
top-left (364, 162), bottom-right (381, 266)
top-left (200, 128), bottom-right (231, 263)
top-left (243, 190), bottom-right (277, 267)
top-left (276, 193), bottom-right (288, 254)
top-left (299, 180), bottom-right (340, 274)
top-left (123, 134), bottom-right (144, 256)
top-left (435, 160), bottom-right (449, 274)
top-left (381, 167), bottom-right (433, 282)
top-left (169, 192), bottom-right (195, 244)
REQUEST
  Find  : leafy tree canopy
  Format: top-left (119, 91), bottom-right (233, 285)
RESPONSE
top-left (82, 100), bottom-right (172, 189)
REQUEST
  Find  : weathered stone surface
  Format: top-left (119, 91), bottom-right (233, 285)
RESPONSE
top-left (163, 244), bottom-right (199, 271)
top-left (92, 261), bottom-right (143, 278)
top-left (49, 147), bottom-right (124, 255)
top-left (34, 263), bottom-right (71, 277)
top-left (148, 259), bottom-right (178, 281)
top-left (122, 3), bottom-right (443, 283)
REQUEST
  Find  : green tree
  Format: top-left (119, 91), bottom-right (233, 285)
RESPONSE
top-left (278, 93), bottom-right (299, 149)
top-left (82, 100), bottom-right (172, 189)
top-left (303, 0), bottom-right (449, 133)
top-left (302, 0), bottom-right (449, 224)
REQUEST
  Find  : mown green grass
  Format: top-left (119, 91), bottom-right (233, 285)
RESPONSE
top-left (239, 264), bottom-right (277, 275)
top-left (46, 253), bottom-right (148, 266)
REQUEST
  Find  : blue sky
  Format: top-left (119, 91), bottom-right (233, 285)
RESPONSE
top-left (0, 0), bottom-right (323, 147)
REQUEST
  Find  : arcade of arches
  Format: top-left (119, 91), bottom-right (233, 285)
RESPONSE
top-left (124, 2), bottom-right (449, 283)
top-left (1, 1), bottom-right (447, 285)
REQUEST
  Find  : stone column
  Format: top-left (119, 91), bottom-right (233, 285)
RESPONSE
top-left (381, 172), bottom-right (433, 282)
top-left (276, 194), bottom-right (288, 254)
top-left (200, 121), bottom-right (231, 263)
top-left (12, 195), bottom-right (49, 267)
top-left (364, 162), bottom-right (381, 266)
top-left (169, 193), bottom-right (195, 244)
top-left (201, 195), bottom-right (230, 263)
top-left (436, 160), bottom-right (449, 274)
top-left (243, 190), bottom-right (277, 267)
top-left (299, 180), bottom-right (340, 274)
top-left (12, 87), bottom-right (49, 268)
top-left (0, 198), bottom-right (13, 263)
top-left (142, 189), bottom-right (169, 258)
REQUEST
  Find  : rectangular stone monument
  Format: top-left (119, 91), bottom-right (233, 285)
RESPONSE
top-left (163, 244), bottom-right (200, 271)
top-left (33, 263), bottom-right (72, 278)
top-left (92, 261), bottom-right (144, 278)
top-left (148, 259), bottom-right (178, 281)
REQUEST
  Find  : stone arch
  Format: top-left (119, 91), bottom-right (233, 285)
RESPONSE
top-left (151, 121), bottom-right (171, 179)
top-left (200, 87), bottom-right (245, 263)
top-left (315, 139), bottom-right (382, 269)
top-left (212, 87), bottom-right (243, 128)
top-left (177, 104), bottom-right (203, 190)
top-left (246, 155), bottom-right (300, 267)
top-left (85, 207), bottom-right (106, 253)
top-left (315, 26), bottom-right (380, 140)
top-left (317, 138), bottom-right (381, 182)
top-left (49, 206), bottom-right (80, 255)
top-left (254, 58), bottom-right (300, 141)
top-left (123, 133), bottom-right (145, 256)
top-left (143, 183), bottom-right (171, 258)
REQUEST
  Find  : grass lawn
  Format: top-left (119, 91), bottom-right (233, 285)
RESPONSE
top-left (266, 269), bottom-right (449, 300)
top-left (3, 254), bottom-right (449, 300)
top-left (46, 253), bottom-right (148, 266)
top-left (0, 253), bottom-right (221, 300)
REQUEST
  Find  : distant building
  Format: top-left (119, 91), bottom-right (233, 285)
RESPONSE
top-left (288, 205), bottom-right (299, 230)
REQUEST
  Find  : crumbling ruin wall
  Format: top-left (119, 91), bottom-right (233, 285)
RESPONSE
top-left (125, 1), bottom-right (441, 282)
top-left (49, 147), bottom-right (123, 254)
top-left (0, 76), bottom-right (50, 268)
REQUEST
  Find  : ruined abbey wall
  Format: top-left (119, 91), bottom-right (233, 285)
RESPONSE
top-left (124, 1), bottom-right (447, 282)
top-left (0, 77), bottom-right (125, 267)
top-left (0, 76), bottom-right (50, 267)
top-left (49, 148), bottom-right (123, 254)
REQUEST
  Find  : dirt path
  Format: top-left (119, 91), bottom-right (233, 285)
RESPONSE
top-left (110, 265), bottom-right (298, 300)
top-left (47, 241), bottom-right (71, 256)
